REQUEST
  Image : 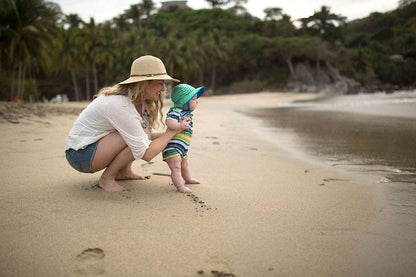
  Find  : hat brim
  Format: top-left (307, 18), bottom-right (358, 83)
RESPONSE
top-left (195, 87), bottom-right (205, 98)
top-left (118, 74), bottom-right (180, 85)
top-left (181, 87), bottom-right (205, 108)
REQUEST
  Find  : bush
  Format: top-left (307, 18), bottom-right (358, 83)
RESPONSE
top-left (217, 79), bottom-right (268, 94)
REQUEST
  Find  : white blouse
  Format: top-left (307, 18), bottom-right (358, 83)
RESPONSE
top-left (65, 95), bottom-right (152, 160)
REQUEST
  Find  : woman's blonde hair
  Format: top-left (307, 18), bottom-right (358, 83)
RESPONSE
top-left (95, 81), bottom-right (165, 129)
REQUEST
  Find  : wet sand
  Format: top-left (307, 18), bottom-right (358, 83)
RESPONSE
top-left (0, 93), bottom-right (415, 276)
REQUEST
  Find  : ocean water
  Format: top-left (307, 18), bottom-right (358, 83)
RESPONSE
top-left (247, 91), bottom-right (416, 215)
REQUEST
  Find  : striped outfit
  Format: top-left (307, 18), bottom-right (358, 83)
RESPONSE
top-left (162, 107), bottom-right (194, 160)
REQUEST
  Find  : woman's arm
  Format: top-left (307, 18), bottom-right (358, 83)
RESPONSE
top-left (166, 117), bottom-right (190, 130)
top-left (142, 120), bottom-right (189, 161)
top-left (141, 129), bottom-right (177, 162)
top-left (150, 132), bottom-right (164, 140)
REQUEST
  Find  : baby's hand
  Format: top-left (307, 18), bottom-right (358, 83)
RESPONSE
top-left (179, 119), bottom-right (190, 130)
top-left (182, 114), bottom-right (191, 121)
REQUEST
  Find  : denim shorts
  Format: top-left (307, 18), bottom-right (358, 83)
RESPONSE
top-left (65, 141), bottom-right (98, 173)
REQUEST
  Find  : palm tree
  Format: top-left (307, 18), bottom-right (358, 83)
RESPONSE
top-left (112, 14), bottom-right (129, 33)
top-left (141, 0), bottom-right (155, 22)
top-left (158, 33), bottom-right (188, 80)
top-left (300, 6), bottom-right (346, 41)
top-left (206, 0), bottom-right (229, 8)
top-left (0, 0), bottom-right (60, 100)
top-left (95, 25), bottom-right (118, 85)
top-left (124, 4), bottom-right (142, 30)
top-left (229, 0), bottom-right (247, 15)
top-left (203, 31), bottom-right (229, 93)
top-left (264, 7), bottom-right (283, 21)
top-left (79, 18), bottom-right (104, 99)
top-left (64, 13), bottom-right (84, 28)
top-left (56, 26), bottom-right (82, 101)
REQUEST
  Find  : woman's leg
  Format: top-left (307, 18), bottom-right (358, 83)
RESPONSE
top-left (90, 131), bottom-right (140, 192)
top-left (166, 156), bottom-right (191, 193)
top-left (181, 157), bottom-right (200, 184)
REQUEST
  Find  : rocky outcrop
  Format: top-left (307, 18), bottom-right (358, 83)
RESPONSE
top-left (286, 62), bottom-right (361, 94)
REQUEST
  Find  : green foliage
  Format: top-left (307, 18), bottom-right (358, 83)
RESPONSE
top-left (298, 6), bottom-right (346, 43)
top-left (0, 0), bottom-right (60, 100)
top-left (206, 0), bottom-right (229, 8)
top-left (399, 0), bottom-right (416, 8)
top-left (152, 8), bottom-right (257, 37)
top-left (261, 15), bottom-right (296, 37)
top-left (219, 79), bottom-right (267, 94)
top-left (341, 2), bottom-right (416, 86)
top-left (0, 0), bottom-right (415, 101)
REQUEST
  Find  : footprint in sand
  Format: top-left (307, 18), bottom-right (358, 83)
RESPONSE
top-left (195, 269), bottom-right (236, 276)
top-left (74, 248), bottom-right (105, 275)
top-left (141, 161), bottom-right (155, 168)
top-left (187, 193), bottom-right (217, 217)
top-left (323, 178), bottom-right (348, 182)
top-left (194, 257), bottom-right (235, 276)
top-left (205, 136), bottom-right (220, 145)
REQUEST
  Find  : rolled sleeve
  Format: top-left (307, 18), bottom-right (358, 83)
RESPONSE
top-left (104, 96), bottom-right (152, 160)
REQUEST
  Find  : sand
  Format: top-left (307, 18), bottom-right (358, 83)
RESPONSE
top-left (0, 92), bottom-right (415, 277)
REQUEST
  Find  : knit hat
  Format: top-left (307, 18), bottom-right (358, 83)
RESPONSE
top-left (171, 84), bottom-right (205, 109)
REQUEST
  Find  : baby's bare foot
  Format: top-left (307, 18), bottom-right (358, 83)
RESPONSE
top-left (176, 185), bottom-right (192, 193)
top-left (98, 178), bottom-right (124, 192)
top-left (185, 178), bottom-right (200, 184)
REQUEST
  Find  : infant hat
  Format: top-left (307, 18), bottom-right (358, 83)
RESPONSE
top-left (119, 55), bottom-right (180, 84)
top-left (171, 84), bottom-right (205, 109)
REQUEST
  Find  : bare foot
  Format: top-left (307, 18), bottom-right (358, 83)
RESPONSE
top-left (116, 170), bottom-right (148, 180)
top-left (185, 178), bottom-right (200, 184)
top-left (98, 178), bottom-right (124, 192)
top-left (176, 185), bottom-right (192, 193)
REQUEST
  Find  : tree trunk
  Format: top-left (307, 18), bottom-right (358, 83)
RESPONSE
top-left (199, 67), bottom-right (204, 84)
top-left (210, 64), bottom-right (217, 94)
top-left (316, 47), bottom-right (321, 87)
top-left (286, 56), bottom-right (296, 81)
top-left (17, 63), bottom-right (22, 99)
top-left (21, 65), bottom-right (26, 100)
top-left (71, 68), bottom-right (80, 101)
top-left (137, 18), bottom-right (142, 31)
top-left (10, 69), bottom-right (15, 101)
top-left (85, 61), bottom-right (90, 100)
top-left (93, 60), bottom-right (98, 96)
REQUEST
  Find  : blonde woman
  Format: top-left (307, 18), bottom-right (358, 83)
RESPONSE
top-left (65, 56), bottom-right (189, 192)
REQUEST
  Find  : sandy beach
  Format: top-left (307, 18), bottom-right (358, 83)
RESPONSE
top-left (1, 92), bottom-right (415, 277)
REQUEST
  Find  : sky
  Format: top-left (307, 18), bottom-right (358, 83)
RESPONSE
top-left (53, 0), bottom-right (399, 23)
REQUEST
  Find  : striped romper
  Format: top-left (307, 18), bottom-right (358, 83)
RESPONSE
top-left (162, 107), bottom-right (194, 161)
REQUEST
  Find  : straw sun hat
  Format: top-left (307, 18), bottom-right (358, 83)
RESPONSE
top-left (119, 55), bottom-right (180, 85)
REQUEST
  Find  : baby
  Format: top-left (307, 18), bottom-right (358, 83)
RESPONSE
top-left (162, 84), bottom-right (204, 193)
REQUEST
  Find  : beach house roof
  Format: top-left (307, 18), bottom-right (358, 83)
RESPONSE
top-left (160, 1), bottom-right (190, 12)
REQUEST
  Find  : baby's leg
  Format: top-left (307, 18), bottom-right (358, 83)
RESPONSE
top-left (166, 156), bottom-right (192, 193)
top-left (181, 157), bottom-right (200, 184)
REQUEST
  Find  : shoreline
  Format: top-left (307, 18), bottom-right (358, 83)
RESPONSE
top-left (0, 92), bottom-right (415, 276)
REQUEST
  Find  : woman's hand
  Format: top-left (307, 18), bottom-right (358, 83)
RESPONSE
top-left (177, 117), bottom-right (190, 132)
top-left (165, 116), bottom-right (191, 135)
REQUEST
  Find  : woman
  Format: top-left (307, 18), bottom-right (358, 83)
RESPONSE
top-left (65, 55), bottom-right (189, 192)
